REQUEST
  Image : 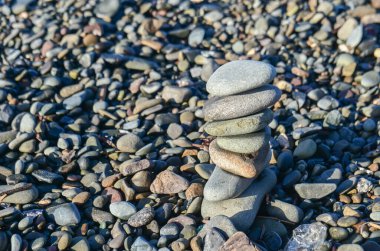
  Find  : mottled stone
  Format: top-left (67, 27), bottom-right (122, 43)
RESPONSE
top-left (150, 170), bottom-right (189, 194)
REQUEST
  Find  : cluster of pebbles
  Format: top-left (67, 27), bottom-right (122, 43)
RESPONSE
top-left (201, 60), bottom-right (281, 231)
top-left (0, 0), bottom-right (380, 250)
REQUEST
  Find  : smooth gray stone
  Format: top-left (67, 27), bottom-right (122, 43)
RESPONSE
top-left (216, 127), bottom-right (270, 154)
top-left (346, 25), bottom-right (363, 48)
top-left (131, 236), bottom-right (157, 251)
top-left (198, 215), bottom-right (238, 239)
top-left (201, 168), bottom-right (277, 231)
top-left (11, 234), bottom-right (22, 251)
top-left (370, 212), bottom-right (380, 221)
top-left (188, 27), bottom-right (205, 47)
top-left (0, 130), bottom-right (17, 144)
top-left (109, 201), bottom-right (137, 220)
top-left (295, 183), bottom-right (337, 199)
top-left (337, 244), bottom-right (363, 251)
top-left (316, 213), bottom-right (339, 226)
top-left (203, 85), bottom-right (281, 121)
top-left (206, 60), bottom-right (276, 96)
top-left (265, 199), bottom-right (304, 223)
top-left (46, 203), bottom-right (81, 226)
top-left (203, 166), bottom-right (254, 201)
top-left (361, 71), bottom-right (380, 88)
top-left (203, 228), bottom-right (226, 251)
top-left (19, 113), bottom-right (36, 133)
top-left (62, 89), bottom-right (92, 110)
top-left (0, 184), bottom-right (38, 204)
top-left (204, 109), bottom-right (273, 136)
top-left (71, 237), bottom-right (90, 251)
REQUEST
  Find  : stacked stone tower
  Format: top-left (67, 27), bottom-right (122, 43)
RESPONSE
top-left (201, 60), bottom-right (281, 230)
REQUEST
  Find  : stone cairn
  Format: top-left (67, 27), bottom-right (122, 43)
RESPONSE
top-left (201, 60), bottom-right (282, 231)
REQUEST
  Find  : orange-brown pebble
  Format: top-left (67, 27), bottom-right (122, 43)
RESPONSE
top-left (72, 191), bottom-right (91, 206)
top-left (102, 187), bottom-right (123, 203)
top-left (185, 183), bottom-right (204, 200)
top-left (101, 174), bottom-right (121, 187)
top-left (369, 163), bottom-right (379, 172)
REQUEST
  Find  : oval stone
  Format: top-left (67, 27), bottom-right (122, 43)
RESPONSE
top-left (216, 127), bottom-right (270, 154)
top-left (206, 60), bottom-right (276, 96)
top-left (201, 168), bottom-right (277, 231)
top-left (0, 184), bottom-right (39, 204)
top-left (203, 85), bottom-right (281, 121)
top-left (203, 166), bottom-right (254, 201)
top-left (209, 140), bottom-right (270, 178)
top-left (361, 71), bottom-right (380, 88)
top-left (204, 109), bottom-right (273, 136)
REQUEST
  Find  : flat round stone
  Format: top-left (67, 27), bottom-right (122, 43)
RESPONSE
top-left (216, 127), bottom-right (270, 154)
top-left (204, 109), bottom-right (273, 136)
top-left (203, 85), bottom-right (281, 121)
top-left (295, 183), bottom-right (337, 199)
top-left (209, 140), bottom-right (270, 178)
top-left (206, 60), bottom-right (276, 96)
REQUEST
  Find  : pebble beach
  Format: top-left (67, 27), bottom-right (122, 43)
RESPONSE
top-left (0, 0), bottom-right (380, 250)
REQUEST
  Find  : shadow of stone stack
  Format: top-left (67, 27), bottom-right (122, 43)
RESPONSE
top-left (201, 60), bottom-right (282, 231)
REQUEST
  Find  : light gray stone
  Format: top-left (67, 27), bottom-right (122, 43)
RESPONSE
top-left (110, 201), bottom-right (137, 220)
top-left (188, 27), bottom-right (205, 47)
top-left (265, 199), bottom-right (304, 223)
top-left (47, 203), bottom-right (81, 226)
top-left (19, 113), bottom-right (36, 133)
top-left (71, 237), bottom-right (90, 251)
top-left (295, 183), bottom-right (337, 199)
top-left (0, 184), bottom-right (38, 204)
top-left (198, 215), bottom-right (238, 239)
top-left (116, 133), bottom-right (144, 153)
top-left (361, 71), bottom-right (380, 88)
top-left (203, 228), bottom-right (226, 251)
top-left (162, 86), bottom-right (192, 103)
top-left (131, 236), bottom-right (157, 251)
top-left (337, 244), bottom-right (364, 251)
top-left (11, 234), bottom-right (22, 251)
top-left (206, 60), bottom-right (276, 96)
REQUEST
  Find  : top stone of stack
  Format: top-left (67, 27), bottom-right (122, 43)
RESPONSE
top-left (206, 60), bottom-right (277, 96)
